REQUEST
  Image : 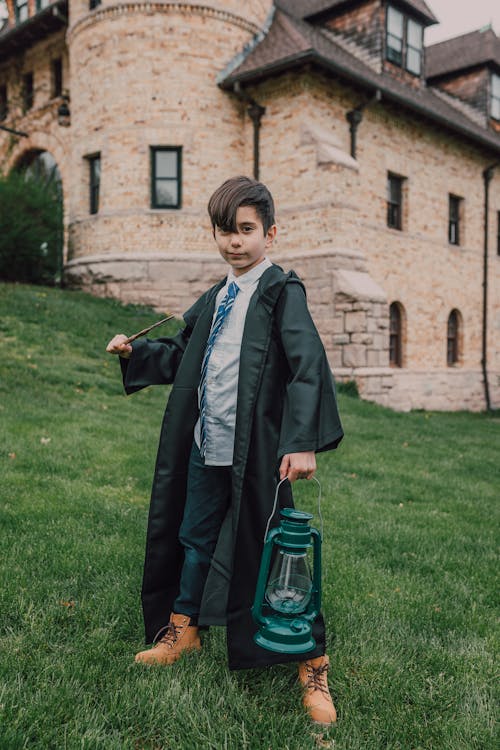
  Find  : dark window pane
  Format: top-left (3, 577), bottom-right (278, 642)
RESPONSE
top-left (447, 311), bottom-right (459, 365)
top-left (389, 302), bottom-right (402, 367)
top-left (448, 195), bottom-right (461, 245)
top-left (23, 73), bottom-right (33, 111)
top-left (387, 175), bottom-right (403, 230)
top-left (52, 58), bottom-right (63, 98)
top-left (0, 85), bottom-right (7, 121)
top-left (88, 155), bottom-right (101, 215)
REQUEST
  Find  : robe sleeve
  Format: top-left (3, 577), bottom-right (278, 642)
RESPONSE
top-left (120, 325), bottom-right (192, 394)
top-left (276, 280), bottom-right (343, 458)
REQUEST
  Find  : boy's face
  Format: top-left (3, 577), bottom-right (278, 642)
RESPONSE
top-left (214, 205), bottom-right (276, 277)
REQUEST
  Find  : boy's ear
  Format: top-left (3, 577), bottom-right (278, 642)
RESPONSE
top-left (265, 224), bottom-right (277, 246)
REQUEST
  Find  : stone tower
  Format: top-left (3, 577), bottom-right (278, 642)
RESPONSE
top-left (65, 0), bottom-right (273, 307)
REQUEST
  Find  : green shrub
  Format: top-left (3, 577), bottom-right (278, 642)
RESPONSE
top-left (336, 378), bottom-right (359, 398)
top-left (0, 170), bottom-right (62, 285)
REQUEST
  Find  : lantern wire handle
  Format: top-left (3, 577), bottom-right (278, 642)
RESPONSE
top-left (264, 476), bottom-right (323, 542)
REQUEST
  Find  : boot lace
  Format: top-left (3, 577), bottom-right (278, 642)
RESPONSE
top-left (303, 662), bottom-right (330, 697)
top-left (152, 621), bottom-right (182, 649)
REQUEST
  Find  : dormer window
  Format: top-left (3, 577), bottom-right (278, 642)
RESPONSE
top-left (491, 73), bottom-right (500, 120)
top-left (386, 5), bottom-right (423, 76)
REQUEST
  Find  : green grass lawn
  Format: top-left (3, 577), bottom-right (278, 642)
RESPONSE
top-left (0, 282), bottom-right (498, 750)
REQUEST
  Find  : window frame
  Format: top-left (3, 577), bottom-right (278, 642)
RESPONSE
top-left (0, 84), bottom-right (7, 122)
top-left (150, 146), bottom-right (182, 210)
top-left (491, 73), bottom-right (500, 121)
top-left (22, 72), bottom-right (34, 112)
top-left (448, 194), bottom-right (462, 246)
top-left (15, 0), bottom-right (28, 23)
top-left (389, 301), bottom-right (404, 368)
top-left (387, 173), bottom-right (404, 231)
top-left (86, 153), bottom-right (101, 215)
top-left (51, 58), bottom-right (63, 98)
top-left (447, 309), bottom-right (461, 366)
top-left (386, 4), bottom-right (423, 76)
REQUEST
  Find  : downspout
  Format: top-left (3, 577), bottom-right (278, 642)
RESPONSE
top-left (482, 163), bottom-right (499, 412)
top-left (346, 89), bottom-right (381, 158)
top-left (233, 82), bottom-right (265, 180)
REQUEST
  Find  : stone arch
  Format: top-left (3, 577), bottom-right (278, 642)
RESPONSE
top-left (9, 148), bottom-right (64, 283)
top-left (446, 308), bottom-right (463, 366)
top-left (6, 131), bottom-right (70, 264)
top-left (389, 301), bottom-right (406, 367)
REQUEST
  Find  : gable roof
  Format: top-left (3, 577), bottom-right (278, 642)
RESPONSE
top-left (276, 0), bottom-right (438, 26)
top-left (426, 27), bottom-right (500, 80)
top-left (220, 8), bottom-right (500, 154)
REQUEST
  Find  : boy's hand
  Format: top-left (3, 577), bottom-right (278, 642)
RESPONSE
top-left (106, 334), bottom-right (133, 359)
top-left (279, 451), bottom-right (316, 482)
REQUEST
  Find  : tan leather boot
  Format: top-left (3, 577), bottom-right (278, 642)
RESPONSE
top-left (298, 654), bottom-right (337, 725)
top-left (134, 613), bottom-right (201, 666)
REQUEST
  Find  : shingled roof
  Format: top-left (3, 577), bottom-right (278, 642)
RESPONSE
top-left (426, 27), bottom-right (500, 80)
top-left (276, 0), bottom-right (438, 26)
top-left (219, 7), bottom-right (500, 154)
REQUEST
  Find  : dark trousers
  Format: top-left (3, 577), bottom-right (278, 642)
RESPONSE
top-left (173, 441), bottom-right (232, 618)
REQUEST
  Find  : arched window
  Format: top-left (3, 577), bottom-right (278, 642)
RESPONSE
top-left (389, 302), bottom-right (404, 367)
top-left (447, 309), bottom-right (461, 366)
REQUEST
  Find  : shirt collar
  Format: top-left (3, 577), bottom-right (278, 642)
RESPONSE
top-left (227, 257), bottom-right (272, 289)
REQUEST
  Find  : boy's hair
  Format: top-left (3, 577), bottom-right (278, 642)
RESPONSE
top-left (207, 176), bottom-right (275, 234)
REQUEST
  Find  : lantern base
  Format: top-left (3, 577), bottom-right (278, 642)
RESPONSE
top-left (253, 617), bottom-right (316, 655)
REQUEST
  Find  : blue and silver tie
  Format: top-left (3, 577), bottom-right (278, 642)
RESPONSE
top-left (199, 280), bottom-right (240, 458)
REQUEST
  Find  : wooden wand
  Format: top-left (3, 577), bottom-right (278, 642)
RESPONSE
top-left (124, 314), bottom-right (175, 344)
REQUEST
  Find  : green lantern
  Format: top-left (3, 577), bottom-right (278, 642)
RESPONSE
top-left (252, 504), bottom-right (322, 655)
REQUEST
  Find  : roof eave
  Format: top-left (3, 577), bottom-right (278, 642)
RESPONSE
top-left (221, 50), bottom-right (500, 155)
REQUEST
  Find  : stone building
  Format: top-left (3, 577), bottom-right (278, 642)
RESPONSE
top-left (1, 0), bottom-right (499, 411)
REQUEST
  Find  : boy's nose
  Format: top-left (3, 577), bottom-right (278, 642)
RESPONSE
top-left (230, 233), bottom-right (242, 247)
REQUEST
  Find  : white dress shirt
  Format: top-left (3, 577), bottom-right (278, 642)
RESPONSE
top-left (194, 257), bottom-right (273, 465)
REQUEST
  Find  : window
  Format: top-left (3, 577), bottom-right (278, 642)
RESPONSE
top-left (0, 0), bottom-right (8, 32)
top-left (87, 154), bottom-right (101, 214)
top-left (36, 0), bottom-right (51, 9)
top-left (386, 5), bottom-right (423, 75)
top-left (447, 310), bottom-right (461, 366)
top-left (15, 0), bottom-right (28, 23)
top-left (151, 147), bottom-right (182, 209)
top-left (89, 0), bottom-right (101, 9)
top-left (22, 73), bottom-right (34, 112)
top-left (387, 173), bottom-right (404, 230)
top-left (448, 195), bottom-right (462, 245)
top-left (52, 58), bottom-right (63, 98)
top-left (491, 74), bottom-right (500, 120)
top-left (0, 85), bottom-right (7, 122)
top-left (389, 302), bottom-right (404, 367)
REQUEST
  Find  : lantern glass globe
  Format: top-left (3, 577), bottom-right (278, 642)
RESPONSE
top-left (265, 550), bottom-right (313, 614)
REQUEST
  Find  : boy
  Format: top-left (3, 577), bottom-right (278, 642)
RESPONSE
top-left (106, 176), bottom-right (343, 725)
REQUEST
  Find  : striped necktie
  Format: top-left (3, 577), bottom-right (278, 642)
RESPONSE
top-left (199, 280), bottom-right (240, 458)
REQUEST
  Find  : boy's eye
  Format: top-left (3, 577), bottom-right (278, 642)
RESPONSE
top-left (242, 226), bottom-right (253, 232)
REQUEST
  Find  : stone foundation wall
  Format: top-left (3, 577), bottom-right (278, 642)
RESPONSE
top-left (64, 247), bottom-right (495, 411)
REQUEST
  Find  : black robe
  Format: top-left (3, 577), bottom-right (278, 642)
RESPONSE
top-left (121, 264), bottom-right (343, 670)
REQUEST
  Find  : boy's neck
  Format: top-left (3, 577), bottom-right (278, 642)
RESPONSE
top-left (231, 256), bottom-right (268, 278)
